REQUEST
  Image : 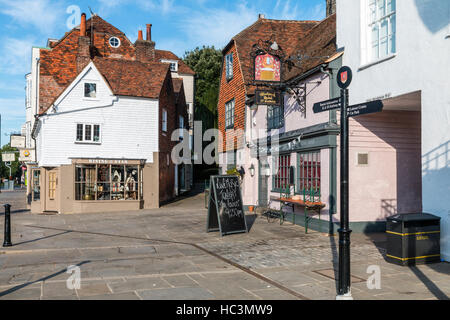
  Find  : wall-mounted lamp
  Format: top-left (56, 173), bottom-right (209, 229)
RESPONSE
top-left (270, 41), bottom-right (279, 51)
top-left (249, 163), bottom-right (255, 177)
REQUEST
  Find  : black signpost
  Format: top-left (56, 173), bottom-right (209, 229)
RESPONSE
top-left (312, 66), bottom-right (384, 299)
top-left (207, 175), bottom-right (248, 236)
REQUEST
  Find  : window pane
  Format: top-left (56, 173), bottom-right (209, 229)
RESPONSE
top-left (387, 0), bottom-right (395, 13)
top-left (380, 19), bottom-right (388, 57)
top-left (93, 125), bottom-right (100, 142)
top-left (76, 183), bottom-right (95, 200)
top-left (371, 25), bottom-right (379, 60)
top-left (378, 0), bottom-right (386, 18)
top-left (96, 183), bottom-right (111, 200)
top-left (76, 124), bottom-right (83, 141)
top-left (389, 15), bottom-right (396, 54)
top-left (369, 0), bottom-right (376, 23)
top-left (97, 165), bottom-right (110, 182)
top-left (112, 165), bottom-right (125, 200)
top-left (85, 124), bottom-right (92, 141)
top-left (84, 83), bottom-right (96, 98)
top-left (125, 166), bottom-right (139, 200)
top-left (33, 170), bottom-right (40, 201)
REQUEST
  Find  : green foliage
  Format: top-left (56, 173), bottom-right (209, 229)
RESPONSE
top-left (0, 144), bottom-right (20, 180)
top-left (226, 167), bottom-right (241, 177)
top-left (183, 46), bottom-right (222, 131)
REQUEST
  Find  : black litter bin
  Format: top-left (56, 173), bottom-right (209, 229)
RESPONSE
top-left (386, 213), bottom-right (441, 266)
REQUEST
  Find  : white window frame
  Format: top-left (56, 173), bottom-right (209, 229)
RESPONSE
top-left (162, 109), bottom-right (168, 132)
top-left (361, 0), bottom-right (396, 66)
top-left (225, 99), bottom-right (235, 129)
top-left (225, 53), bottom-right (233, 80)
top-left (75, 123), bottom-right (101, 144)
top-left (160, 59), bottom-right (178, 72)
top-left (83, 82), bottom-right (98, 99)
top-left (109, 37), bottom-right (121, 48)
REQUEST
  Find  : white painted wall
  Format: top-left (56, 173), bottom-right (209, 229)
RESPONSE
top-left (36, 63), bottom-right (159, 167)
top-left (337, 0), bottom-right (450, 260)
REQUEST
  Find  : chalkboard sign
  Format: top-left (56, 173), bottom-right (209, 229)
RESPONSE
top-left (207, 175), bottom-right (248, 236)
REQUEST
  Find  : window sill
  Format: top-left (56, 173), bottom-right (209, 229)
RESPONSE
top-left (75, 141), bottom-right (101, 145)
top-left (358, 53), bottom-right (397, 71)
top-left (83, 97), bottom-right (100, 101)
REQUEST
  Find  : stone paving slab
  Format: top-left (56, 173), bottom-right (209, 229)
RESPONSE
top-left (0, 191), bottom-right (449, 300)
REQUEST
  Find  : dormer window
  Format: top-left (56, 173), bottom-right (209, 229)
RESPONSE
top-left (84, 83), bottom-right (97, 98)
top-left (160, 59), bottom-right (178, 72)
top-left (109, 37), bottom-right (121, 48)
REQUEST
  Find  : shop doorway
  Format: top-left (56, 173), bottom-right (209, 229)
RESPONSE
top-left (45, 168), bottom-right (58, 212)
top-left (258, 159), bottom-right (269, 207)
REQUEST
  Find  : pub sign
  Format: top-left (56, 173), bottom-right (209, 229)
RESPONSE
top-left (254, 53), bottom-right (281, 82)
top-left (255, 90), bottom-right (281, 106)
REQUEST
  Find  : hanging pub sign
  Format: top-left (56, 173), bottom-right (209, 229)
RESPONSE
top-left (254, 53), bottom-right (281, 82)
top-left (255, 90), bottom-right (281, 106)
top-left (207, 175), bottom-right (248, 236)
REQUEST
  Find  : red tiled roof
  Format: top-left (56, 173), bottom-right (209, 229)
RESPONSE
top-left (228, 18), bottom-right (319, 94)
top-left (284, 14), bottom-right (337, 81)
top-left (93, 57), bottom-right (170, 99)
top-left (155, 50), bottom-right (195, 75)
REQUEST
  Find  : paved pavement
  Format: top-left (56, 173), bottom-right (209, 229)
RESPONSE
top-left (0, 190), bottom-right (449, 300)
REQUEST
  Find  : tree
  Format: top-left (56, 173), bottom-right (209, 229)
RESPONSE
top-left (0, 144), bottom-right (20, 181)
top-left (183, 46), bottom-right (222, 130)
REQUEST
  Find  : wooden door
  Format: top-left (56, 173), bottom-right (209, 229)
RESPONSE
top-left (45, 169), bottom-right (58, 212)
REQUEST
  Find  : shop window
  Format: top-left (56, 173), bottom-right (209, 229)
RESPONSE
top-left (32, 170), bottom-right (40, 201)
top-left (267, 105), bottom-right (284, 130)
top-left (75, 164), bottom-right (141, 201)
top-left (297, 151), bottom-right (321, 196)
top-left (75, 165), bottom-right (96, 200)
top-left (75, 124), bottom-right (101, 143)
top-left (84, 83), bottom-right (97, 98)
top-left (272, 154), bottom-right (291, 192)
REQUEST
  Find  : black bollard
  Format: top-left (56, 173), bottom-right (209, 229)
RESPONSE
top-left (3, 204), bottom-right (12, 247)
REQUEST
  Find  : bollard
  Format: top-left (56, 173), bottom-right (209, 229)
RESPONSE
top-left (3, 204), bottom-right (12, 247)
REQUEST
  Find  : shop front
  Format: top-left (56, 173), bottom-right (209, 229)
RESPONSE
top-left (28, 157), bottom-right (160, 214)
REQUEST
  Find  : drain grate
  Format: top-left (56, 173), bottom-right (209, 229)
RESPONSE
top-left (313, 268), bottom-right (366, 283)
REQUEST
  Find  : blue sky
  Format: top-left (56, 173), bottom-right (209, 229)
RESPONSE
top-left (0, 0), bottom-right (325, 144)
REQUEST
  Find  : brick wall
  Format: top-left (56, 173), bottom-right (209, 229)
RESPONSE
top-left (217, 42), bottom-right (246, 154)
top-left (158, 70), bottom-right (177, 203)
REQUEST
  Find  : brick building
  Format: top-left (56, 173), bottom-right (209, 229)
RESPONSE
top-left (23, 13), bottom-right (194, 214)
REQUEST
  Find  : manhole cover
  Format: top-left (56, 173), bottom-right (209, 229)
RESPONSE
top-left (313, 268), bottom-right (366, 283)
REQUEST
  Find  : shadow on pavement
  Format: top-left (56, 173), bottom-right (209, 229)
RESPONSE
top-left (0, 260), bottom-right (90, 298)
top-left (12, 230), bottom-right (72, 246)
top-left (245, 214), bottom-right (257, 232)
top-left (409, 266), bottom-right (449, 300)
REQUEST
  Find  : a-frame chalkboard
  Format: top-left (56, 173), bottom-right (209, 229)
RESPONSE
top-left (207, 175), bottom-right (248, 236)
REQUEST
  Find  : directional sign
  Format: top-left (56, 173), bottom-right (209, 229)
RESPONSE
top-left (313, 97), bottom-right (342, 113)
top-left (347, 100), bottom-right (383, 117)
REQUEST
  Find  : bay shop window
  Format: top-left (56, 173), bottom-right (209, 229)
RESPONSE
top-left (75, 164), bottom-right (142, 201)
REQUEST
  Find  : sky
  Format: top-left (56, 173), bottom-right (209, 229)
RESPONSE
top-left (0, 0), bottom-right (326, 144)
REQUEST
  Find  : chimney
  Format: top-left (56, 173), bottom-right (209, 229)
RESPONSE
top-left (135, 25), bottom-right (156, 63)
top-left (326, 0), bottom-right (336, 17)
top-left (258, 13), bottom-right (265, 19)
top-left (80, 13), bottom-right (86, 37)
top-left (77, 12), bottom-right (90, 72)
top-left (146, 24), bottom-right (152, 41)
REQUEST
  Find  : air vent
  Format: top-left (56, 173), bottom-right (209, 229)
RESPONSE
top-left (357, 153), bottom-right (369, 165)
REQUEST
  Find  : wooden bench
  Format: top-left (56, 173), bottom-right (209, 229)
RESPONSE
top-left (270, 196), bottom-right (326, 233)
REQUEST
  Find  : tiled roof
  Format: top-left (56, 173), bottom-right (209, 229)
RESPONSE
top-left (172, 78), bottom-right (184, 102)
top-left (284, 14), bottom-right (337, 81)
top-left (93, 57), bottom-right (170, 99)
top-left (229, 18), bottom-right (319, 94)
top-left (155, 50), bottom-right (195, 75)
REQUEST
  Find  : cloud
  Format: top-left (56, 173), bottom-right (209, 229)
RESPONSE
top-left (0, 0), bottom-right (64, 34)
top-left (0, 37), bottom-right (35, 76)
top-left (0, 98), bottom-right (27, 119)
top-left (180, 3), bottom-right (258, 49)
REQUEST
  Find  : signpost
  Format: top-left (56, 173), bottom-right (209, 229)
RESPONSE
top-left (313, 66), bottom-right (384, 300)
top-left (207, 175), bottom-right (248, 236)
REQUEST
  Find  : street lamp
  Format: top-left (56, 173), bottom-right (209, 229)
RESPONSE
top-left (249, 163), bottom-right (255, 177)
